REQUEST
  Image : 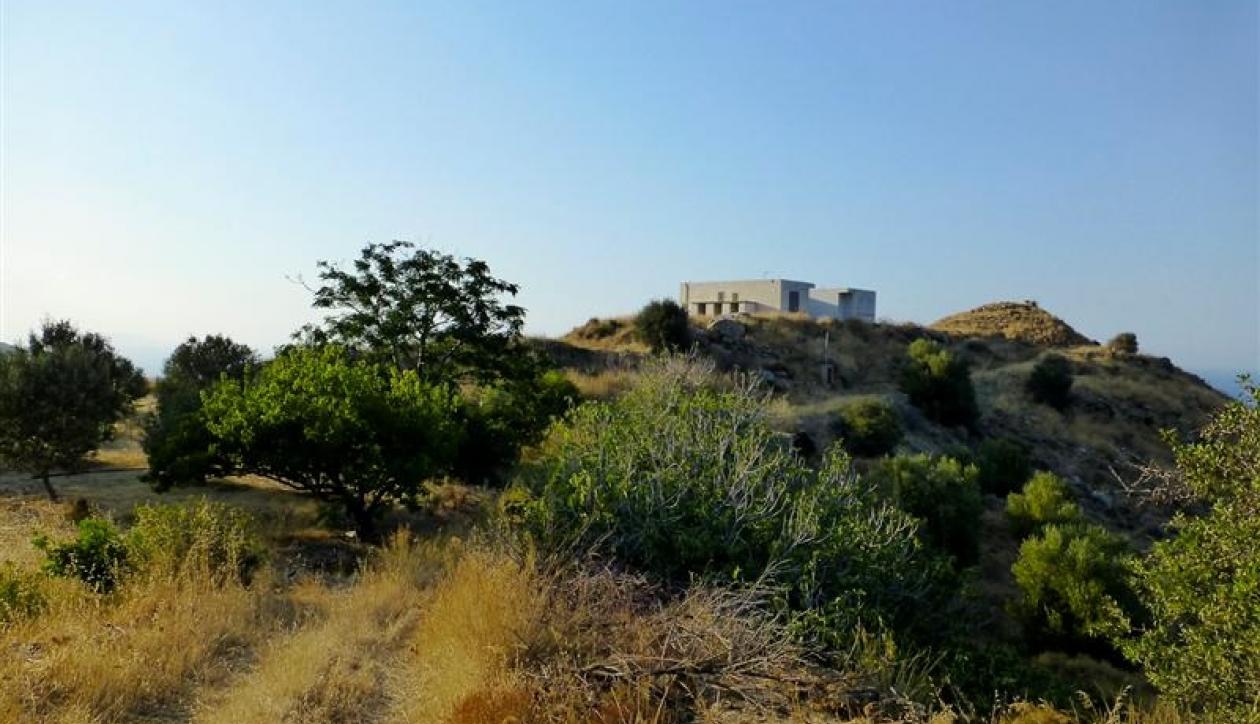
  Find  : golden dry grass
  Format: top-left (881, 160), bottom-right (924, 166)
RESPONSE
top-left (931, 302), bottom-right (1093, 348)
top-left (564, 367), bottom-right (640, 400)
top-left (0, 494), bottom-right (1208, 724)
top-left (0, 572), bottom-right (277, 723)
top-left (197, 534), bottom-right (439, 724)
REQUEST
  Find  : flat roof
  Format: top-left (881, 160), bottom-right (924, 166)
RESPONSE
top-left (682, 278), bottom-right (814, 287)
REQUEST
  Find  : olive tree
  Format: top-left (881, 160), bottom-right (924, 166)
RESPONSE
top-left (201, 345), bottom-right (462, 538)
top-left (0, 321), bottom-right (145, 500)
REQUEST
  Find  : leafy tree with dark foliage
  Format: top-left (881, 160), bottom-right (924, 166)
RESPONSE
top-left (831, 398), bottom-right (902, 457)
top-left (868, 453), bottom-right (983, 566)
top-left (634, 299), bottom-right (690, 352)
top-left (143, 335), bottom-right (257, 490)
top-left (296, 241), bottom-right (526, 385)
top-left (452, 367), bottom-right (578, 486)
top-left (201, 345), bottom-right (463, 539)
top-left (898, 338), bottom-right (979, 428)
top-left (974, 437), bottom-right (1033, 496)
top-left (0, 321), bottom-right (145, 501)
top-left (1027, 354), bottom-right (1073, 410)
top-left (294, 242), bottom-right (577, 485)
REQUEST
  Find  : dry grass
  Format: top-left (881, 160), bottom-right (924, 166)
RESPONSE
top-left (565, 367), bottom-right (641, 400)
top-left (0, 571), bottom-right (278, 723)
top-left (197, 533), bottom-right (439, 724)
top-left (562, 316), bottom-right (650, 353)
top-left (393, 540), bottom-right (541, 722)
top-left (0, 495), bottom-right (1209, 724)
top-left (931, 302), bottom-right (1093, 348)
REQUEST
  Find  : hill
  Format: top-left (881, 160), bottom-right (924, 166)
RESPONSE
top-left (931, 301), bottom-right (1095, 347)
top-left (549, 307), bottom-right (1226, 537)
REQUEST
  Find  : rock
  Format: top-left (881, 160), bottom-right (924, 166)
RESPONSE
top-left (706, 318), bottom-right (746, 342)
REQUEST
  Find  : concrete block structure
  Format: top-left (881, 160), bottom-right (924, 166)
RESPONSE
top-left (679, 279), bottom-right (876, 322)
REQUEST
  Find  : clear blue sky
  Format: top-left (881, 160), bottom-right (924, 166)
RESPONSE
top-left (3, 2), bottom-right (1257, 389)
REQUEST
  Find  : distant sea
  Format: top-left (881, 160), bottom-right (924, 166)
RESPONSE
top-left (1194, 369), bottom-right (1257, 399)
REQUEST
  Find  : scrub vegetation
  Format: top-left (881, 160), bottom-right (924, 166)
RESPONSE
top-left (0, 243), bottom-right (1253, 722)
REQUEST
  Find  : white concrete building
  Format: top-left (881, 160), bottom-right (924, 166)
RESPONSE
top-left (679, 279), bottom-right (876, 322)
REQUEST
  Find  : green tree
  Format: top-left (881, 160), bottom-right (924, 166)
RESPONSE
top-left (0, 321), bottom-right (145, 501)
top-left (1122, 381), bottom-right (1260, 718)
top-left (831, 398), bottom-right (902, 457)
top-left (974, 438), bottom-right (1032, 496)
top-left (296, 241), bottom-right (526, 384)
top-left (1011, 523), bottom-right (1138, 656)
top-left (201, 345), bottom-right (463, 539)
top-left (143, 335), bottom-right (257, 490)
top-left (1027, 354), bottom-right (1073, 411)
top-left (452, 368), bottom-right (579, 486)
top-left (634, 299), bottom-right (690, 352)
top-left (898, 338), bottom-right (978, 428)
top-left (868, 453), bottom-right (983, 566)
top-left (1006, 472), bottom-right (1080, 538)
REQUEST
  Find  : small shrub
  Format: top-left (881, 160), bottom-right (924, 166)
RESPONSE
top-left (125, 500), bottom-right (266, 584)
top-left (34, 518), bottom-right (129, 592)
top-left (867, 453), bottom-right (983, 566)
top-left (0, 564), bottom-right (46, 623)
top-left (1106, 332), bottom-right (1138, 355)
top-left (898, 339), bottom-right (979, 428)
top-left (1010, 523), bottom-right (1139, 654)
top-left (1027, 355), bottom-right (1073, 410)
top-left (832, 399), bottom-right (902, 457)
top-left (634, 299), bottom-right (690, 352)
top-left (974, 438), bottom-right (1032, 496)
top-left (1006, 472), bottom-right (1080, 538)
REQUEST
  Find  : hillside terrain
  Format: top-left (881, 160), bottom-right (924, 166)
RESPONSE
top-left (0, 300), bottom-right (1240, 723)
top-left (553, 303), bottom-right (1225, 539)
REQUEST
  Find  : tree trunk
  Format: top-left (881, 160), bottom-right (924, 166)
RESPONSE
top-left (344, 498), bottom-right (380, 544)
top-left (41, 472), bottom-right (60, 502)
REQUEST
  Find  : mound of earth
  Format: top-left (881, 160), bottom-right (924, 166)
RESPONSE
top-left (931, 301), bottom-right (1094, 347)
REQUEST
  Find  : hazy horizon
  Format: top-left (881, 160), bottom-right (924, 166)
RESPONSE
top-left (3, 2), bottom-right (1257, 389)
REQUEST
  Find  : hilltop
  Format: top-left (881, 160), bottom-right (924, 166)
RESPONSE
top-left (931, 300), bottom-right (1095, 347)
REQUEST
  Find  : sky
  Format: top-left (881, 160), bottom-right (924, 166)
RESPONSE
top-left (2, 1), bottom-right (1257, 390)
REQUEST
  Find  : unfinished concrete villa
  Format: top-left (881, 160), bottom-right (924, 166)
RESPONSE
top-left (679, 279), bottom-right (877, 322)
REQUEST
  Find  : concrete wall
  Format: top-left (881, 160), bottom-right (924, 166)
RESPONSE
top-left (807, 288), bottom-right (877, 322)
top-left (680, 279), bottom-right (812, 315)
top-left (680, 279), bottom-right (874, 320)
